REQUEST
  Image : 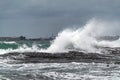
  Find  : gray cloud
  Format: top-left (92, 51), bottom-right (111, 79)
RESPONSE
top-left (0, 0), bottom-right (120, 38)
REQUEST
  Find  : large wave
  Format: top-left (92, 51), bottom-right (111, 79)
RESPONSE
top-left (0, 18), bottom-right (120, 54)
top-left (46, 18), bottom-right (120, 53)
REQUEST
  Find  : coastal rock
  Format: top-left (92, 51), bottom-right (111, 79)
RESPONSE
top-left (1, 47), bottom-right (120, 63)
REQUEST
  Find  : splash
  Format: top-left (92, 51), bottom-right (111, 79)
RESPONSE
top-left (0, 18), bottom-right (120, 54)
top-left (46, 18), bottom-right (120, 53)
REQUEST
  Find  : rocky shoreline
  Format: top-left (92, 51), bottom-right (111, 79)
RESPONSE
top-left (1, 47), bottom-right (120, 64)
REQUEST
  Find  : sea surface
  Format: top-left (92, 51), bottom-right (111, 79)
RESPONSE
top-left (0, 41), bottom-right (120, 80)
top-left (0, 41), bottom-right (50, 50)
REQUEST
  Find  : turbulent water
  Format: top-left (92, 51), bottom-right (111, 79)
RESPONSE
top-left (1, 19), bottom-right (120, 80)
top-left (0, 41), bottom-right (120, 80)
top-left (0, 41), bottom-right (50, 54)
top-left (1, 61), bottom-right (120, 80)
top-left (47, 19), bottom-right (120, 53)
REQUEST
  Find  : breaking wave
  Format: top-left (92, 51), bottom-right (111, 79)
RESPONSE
top-left (0, 18), bottom-right (120, 54)
top-left (0, 44), bottom-right (40, 55)
top-left (46, 18), bottom-right (120, 53)
top-left (0, 41), bottom-right (49, 54)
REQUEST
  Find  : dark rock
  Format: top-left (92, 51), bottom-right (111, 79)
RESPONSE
top-left (1, 47), bottom-right (120, 63)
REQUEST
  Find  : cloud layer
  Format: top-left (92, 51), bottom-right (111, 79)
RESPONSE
top-left (0, 0), bottom-right (120, 38)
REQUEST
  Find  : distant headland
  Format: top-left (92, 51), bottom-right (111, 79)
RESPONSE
top-left (0, 36), bottom-right (55, 41)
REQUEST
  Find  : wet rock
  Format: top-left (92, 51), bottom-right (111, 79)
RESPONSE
top-left (1, 47), bottom-right (120, 63)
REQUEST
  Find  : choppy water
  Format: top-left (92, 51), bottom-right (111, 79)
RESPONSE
top-left (0, 60), bottom-right (120, 80)
top-left (0, 41), bottom-right (50, 54)
top-left (0, 41), bottom-right (120, 80)
top-left (0, 41), bottom-right (50, 50)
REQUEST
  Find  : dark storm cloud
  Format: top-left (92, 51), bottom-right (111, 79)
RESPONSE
top-left (0, 0), bottom-right (120, 38)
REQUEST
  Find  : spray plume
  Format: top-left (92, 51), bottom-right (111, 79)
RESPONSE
top-left (46, 18), bottom-right (120, 53)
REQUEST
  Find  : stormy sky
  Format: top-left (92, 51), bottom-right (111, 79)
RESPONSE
top-left (0, 0), bottom-right (120, 38)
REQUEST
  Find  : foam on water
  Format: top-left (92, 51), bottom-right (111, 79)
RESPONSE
top-left (111, 38), bottom-right (120, 47)
top-left (0, 62), bottom-right (119, 80)
top-left (0, 18), bottom-right (120, 54)
top-left (46, 18), bottom-right (120, 53)
top-left (0, 44), bottom-right (41, 55)
top-left (0, 41), bottom-right (17, 44)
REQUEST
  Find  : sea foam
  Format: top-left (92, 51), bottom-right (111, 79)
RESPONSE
top-left (46, 18), bottom-right (120, 53)
top-left (0, 18), bottom-right (120, 54)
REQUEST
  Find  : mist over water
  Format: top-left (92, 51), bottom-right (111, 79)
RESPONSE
top-left (46, 18), bottom-right (120, 53)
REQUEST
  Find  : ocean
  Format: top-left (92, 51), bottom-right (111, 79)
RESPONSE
top-left (0, 40), bottom-right (119, 80)
top-left (1, 19), bottom-right (120, 80)
top-left (0, 41), bottom-right (50, 50)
